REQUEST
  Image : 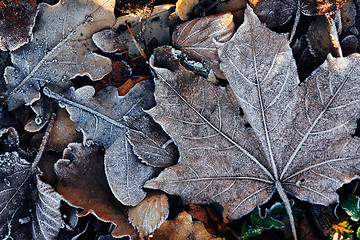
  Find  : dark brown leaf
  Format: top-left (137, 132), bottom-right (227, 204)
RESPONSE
top-left (55, 142), bottom-right (138, 239)
top-left (0, 0), bottom-right (38, 51)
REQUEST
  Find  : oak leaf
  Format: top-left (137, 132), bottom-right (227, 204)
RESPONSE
top-left (45, 80), bottom-right (176, 205)
top-left (145, 7), bottom-right (360, 239)
top-left (2, 0), bottom-right (115, 115)
top-left (172, 13), bottom-right (235, 79)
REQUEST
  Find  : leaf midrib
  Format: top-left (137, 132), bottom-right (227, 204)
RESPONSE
top-left (156, 71), bottom-right (275, 181)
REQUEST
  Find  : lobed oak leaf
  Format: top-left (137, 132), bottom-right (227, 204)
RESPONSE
top-left (128, 192), bottom-right (169, 237)
top-left (54, 142), bottom-right (138, 239)
top-left (45, 80), bottom-right (174, 205)
top-left (0, 0), bottom-right (38, 51)
top-left (2, 0), bottom-right (115, 118)
top-left (44, 80), bottom-right (154, 149)
top-left (172, 13), bottom-right (235, 79)
top-left (145, 7), bottom-right (360, 239)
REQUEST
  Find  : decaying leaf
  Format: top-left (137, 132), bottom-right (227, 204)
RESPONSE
top-left (129, 192), bottom-right (169, 237)
top-left (55, 142), bottom-right (138, 239)
top-left (176, 0), bottom-right (200, 20)
top-left (249, 0), bottom-right (347, 28)
top-left (45, 108), bottom-right (81, 152)
top-left (145, 7), bottom-right (360, 240)
top-left (93, 5), bottom-right (174, 57)
top-left (215, 0), bottom-right (246, 26)
top-left (104, 136), bottom-right (157, 206)
top-left (152, 211), bottom-right (221, 240)
top-left (306, 15), bottom-right (342, 59)
top-left (2, 0), bottom-right (115, 114)
top-left (0, 0), bottom-right (38, 51)
top-left (126, 113), bottom-right (179, 167)
top-left (0, 127), bottom-right (63, 240)
top-left (172, 13), bottom-right (235, 79)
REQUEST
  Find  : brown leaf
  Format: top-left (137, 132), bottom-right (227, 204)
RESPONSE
top-left (55, 142), bottom-right (138, 239)
top-left (0, 0), bottom-right (38, 51)
top-left (306, 15), bottom-right (341, 59)
top-left (249, 0), bottom-right (347, 28)
top-left (175, 0), bottom-right (199, 20)
top-left (172, 13), bottom-right (235, 79)
top-left (73, 61), bottom-right (132, 93)
top-left (186, 204), bottom-right (225, 235)
top-left (129, 192), bottom-right (169, 237)
top-left (215, 0), bottom-right (246, 27)
top-left (152, 211), bottom-right (222, 240)
top-left (145, 6), bottom-right (360, 240)
top-left (45, 108), bottom-right (81, 152)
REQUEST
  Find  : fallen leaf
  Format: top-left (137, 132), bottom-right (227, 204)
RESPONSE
top-left (44, 80), bottom-right (154, 149)
top-left (186, 204), bottom-right (225, 235)
top-left (145, 6), bottom-right (360, 240)
top-left (93, 5), bottom-right (174, 57)
top-left (306, 15), bottom-right (342, 59)
top-left (33, 174), bottom-right (63, 240)
top-left (249, 0), bottom-right (347, 28)
top-left (126, 113), bottom-right (179, 167)
top-left (104, 136), bottom-right (157, 206)
top-left (45, 108), bottom-right (82, 152)
top-left (152, 211), bottom-right (221, 240)
top-left (45, 79), bottom-right (170, 206)
top-left (172, 13), bottom-right (235, 79)
top-left (0, 0), bottom-right (38, 51)
top-left (215, 0), bottom-right (246, 27)
top-left (0, 127), bottom-right (63, 239)
top-left (176, 0), bottom-right (200, 20)
top-left (129, 192), bottom-right (169, 237)
top-left (2, 0), bottom-right (115, 114)
top-left (55, 142), bottom-right (138, 239)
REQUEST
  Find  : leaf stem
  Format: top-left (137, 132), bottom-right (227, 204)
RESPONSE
top-left (276, 181), bottom-right (297, 240)
top-left (32, 113), bottom-right (56, 170)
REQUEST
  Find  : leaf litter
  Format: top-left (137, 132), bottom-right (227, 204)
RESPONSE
top-left (0, 0), bottom-right (360, 239)
top-left (145, 6), bottom-right (360, 240)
